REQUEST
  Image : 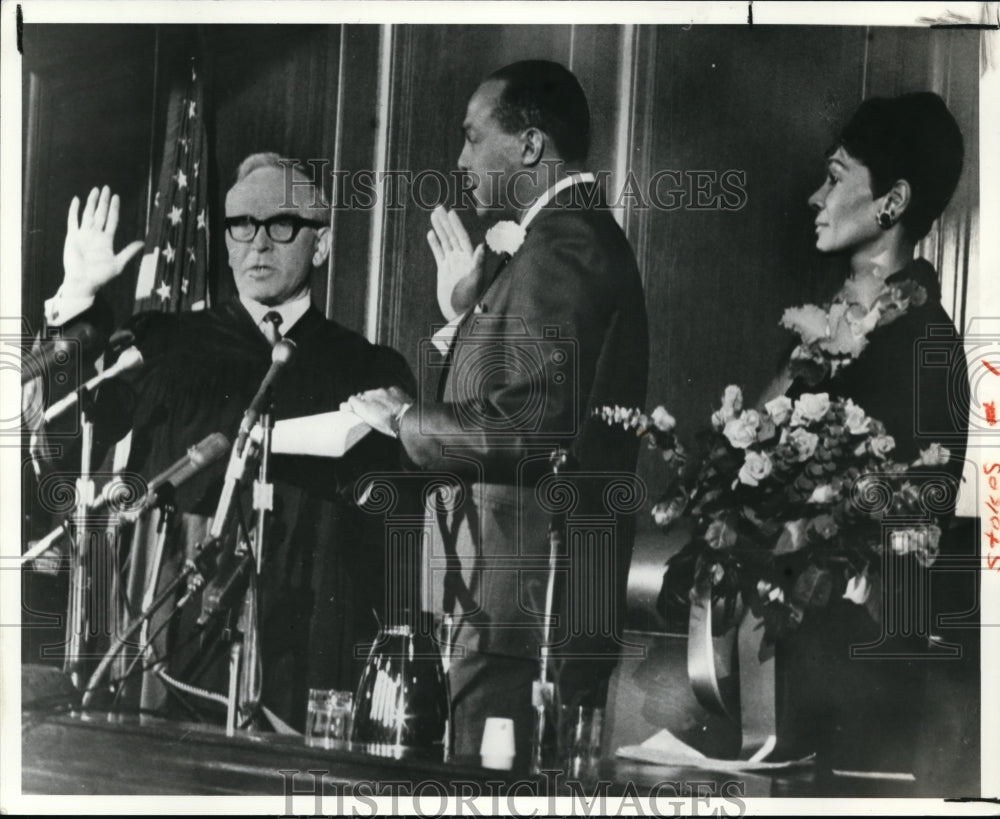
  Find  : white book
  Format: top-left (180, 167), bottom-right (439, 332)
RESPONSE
top-left (267, 410), bottom-right (372, 458)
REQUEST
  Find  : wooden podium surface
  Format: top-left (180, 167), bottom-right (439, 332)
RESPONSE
top-left (20, 711), bottom-right (914, 800)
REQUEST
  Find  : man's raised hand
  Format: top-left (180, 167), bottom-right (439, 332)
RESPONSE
top-left (427, 205), bottom-right (485, 321)
top-left (62, 186), bottom-right (144, 300)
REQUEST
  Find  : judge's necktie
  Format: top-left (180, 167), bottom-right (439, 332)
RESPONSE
top-left (261, 311), bottom-right (283, 346)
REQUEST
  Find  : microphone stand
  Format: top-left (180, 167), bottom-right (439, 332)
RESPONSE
top-left (530, 447), bottom-right (569, 775)
top-left (133, 486), bottom-right (177, 712)
top-left (231, 405), bottom-right (274, 733)
top-left (80, 534), bottom-right (228, 709)
top-left (64, 385), bottom-right (97, 690)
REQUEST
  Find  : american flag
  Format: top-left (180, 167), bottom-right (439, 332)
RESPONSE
top-left (133, 57), bottom-right (210, 314)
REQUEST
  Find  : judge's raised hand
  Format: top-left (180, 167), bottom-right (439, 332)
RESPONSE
top-left (62, 186), bottom-right (144, 300)
top-left (427, 205), bottom-right (485, 321)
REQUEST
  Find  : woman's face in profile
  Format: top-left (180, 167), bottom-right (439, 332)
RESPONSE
top-left (807, 146), bottom-right (883, 255)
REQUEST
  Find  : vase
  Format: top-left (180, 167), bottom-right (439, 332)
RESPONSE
top-left (688, 586), bottom-right (929, 774)
top-left (775, 598), bottom-right (929, 775)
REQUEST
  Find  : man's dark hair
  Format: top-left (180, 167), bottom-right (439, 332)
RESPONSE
top-left (487, 60), bottom-right (591, 164)
top-left (836, 91), bottom-right (964, 242)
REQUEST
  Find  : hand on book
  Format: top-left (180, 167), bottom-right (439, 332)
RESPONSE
top-left (344, 387), bottom-right (414, 439)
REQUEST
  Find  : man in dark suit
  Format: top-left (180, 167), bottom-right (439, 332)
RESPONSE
top-left (28, 155), bottom-right (414, 729)
top-left (349, 61), bottom-right (649, 759)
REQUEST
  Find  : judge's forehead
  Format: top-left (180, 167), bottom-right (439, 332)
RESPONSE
top-left (225, 166), bottom-right (326, 218)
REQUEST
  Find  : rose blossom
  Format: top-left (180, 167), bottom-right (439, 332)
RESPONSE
top-left (723, 416), bottom-right (757, 449)
top-left (742, 409), bottom-right (762, 431)
top-left (652, 498), bottom-right (684, 527)
top-left (790, 392), bottom-right (831, 426)
top-left (867, 434), bottom-right (896, 459)
top-left (650, 405), bottom-right (676, 432)
top-left (808, 483), bottom-right (839, 503)
top-left (913, 443), bottom-right (950, 467)
top-left (722, 385), bottom-right (743, 414)
top-left (787, 427), bottom-right (819, 462)
top-left (764, 395), bottom-right (792, 426)
top-left (738, 450), bottom-right (773, 486)
top-left (712, 386), bottom-right (744, 429)
top-left (842, 399), bottom-right (871, 435)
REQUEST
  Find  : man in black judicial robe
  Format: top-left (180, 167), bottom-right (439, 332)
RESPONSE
top-left (30, 154), bottom-right (414, 729)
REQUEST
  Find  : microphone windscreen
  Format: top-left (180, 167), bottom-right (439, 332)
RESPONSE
top-left (271, 338), bottom-right (297, 365)
top-left (66, 321), bottom-right (102, 351)
top-left (192, 432), bottom-right (232, 466)
top-left (113, 346), bottom-right (145, 374)
top-left (108, 328), bottom-right (136, 354)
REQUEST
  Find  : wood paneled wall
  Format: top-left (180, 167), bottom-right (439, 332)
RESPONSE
top-left (21, 23), bottom-right (980, 469)
top-left (374, 25), bottom-right (626, 377)
top-left (17, 21), bottom-right (981, 670)
top-left (366, 25), bottom-right (980, 522)
top-left (21, 25), bottom-right (157, 332)
top-left (625, 26), bottom-right (870, 500)
top-left (20, 23), bottom-right (380, 331)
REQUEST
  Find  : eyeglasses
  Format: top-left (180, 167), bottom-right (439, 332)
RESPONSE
top-left (225, 214), bottom-right (327, 244)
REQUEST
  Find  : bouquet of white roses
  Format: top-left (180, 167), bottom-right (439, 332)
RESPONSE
top-left (597, 384), bottom-right (951, 641)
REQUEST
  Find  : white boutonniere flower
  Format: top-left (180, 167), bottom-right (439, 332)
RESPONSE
top-left (485, 221), bottom-right (526, 255)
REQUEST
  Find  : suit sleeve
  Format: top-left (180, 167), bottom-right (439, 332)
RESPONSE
top-left (399, 215), bottom-right (612, 481)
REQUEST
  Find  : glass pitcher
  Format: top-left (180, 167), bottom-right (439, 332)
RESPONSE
top-left (350, 611), bottom-right (451, 760)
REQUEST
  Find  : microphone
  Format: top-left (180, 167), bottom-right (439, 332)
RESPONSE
top-left (236, 339), bottom-right (296, 453)
top-left (139, 431), bottom-right (231, 511)
top-left (21, 323), bottom-right (102, 385)
top-left (43, 346), bottom-right (144, 424)
top-left (20, 432), bottom-right (232, 567)
top-left (195, 435), bottom-right (260, 625)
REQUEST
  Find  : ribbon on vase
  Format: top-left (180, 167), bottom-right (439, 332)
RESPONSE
top-left (687, 581), bottom-right (779, 762)
top-left (686, 577), bottom-right (740, 720)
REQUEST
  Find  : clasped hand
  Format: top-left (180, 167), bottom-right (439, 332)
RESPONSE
top-left (62, 186), bottom-right (144, 300)
top-left (344, 387), bottom-right (413, 438)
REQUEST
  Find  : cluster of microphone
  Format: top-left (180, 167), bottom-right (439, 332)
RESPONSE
top-left (23, 333), bottom-right (301, 577)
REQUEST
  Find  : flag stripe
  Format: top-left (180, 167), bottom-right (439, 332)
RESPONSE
top-left (133, 58), bottom-right (210, 315)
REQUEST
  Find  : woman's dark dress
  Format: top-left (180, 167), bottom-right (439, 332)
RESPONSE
top-left (783, 258), bottom-right (970, 779)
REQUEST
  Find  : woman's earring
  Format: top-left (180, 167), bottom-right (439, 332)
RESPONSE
top-left (877, 209), bottom-right (894, 230)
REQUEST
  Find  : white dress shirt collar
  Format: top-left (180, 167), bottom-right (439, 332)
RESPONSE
top-left (240, 290), bottom-right (312, 336)
top-left (520, 171), bottom-right (597, 230)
